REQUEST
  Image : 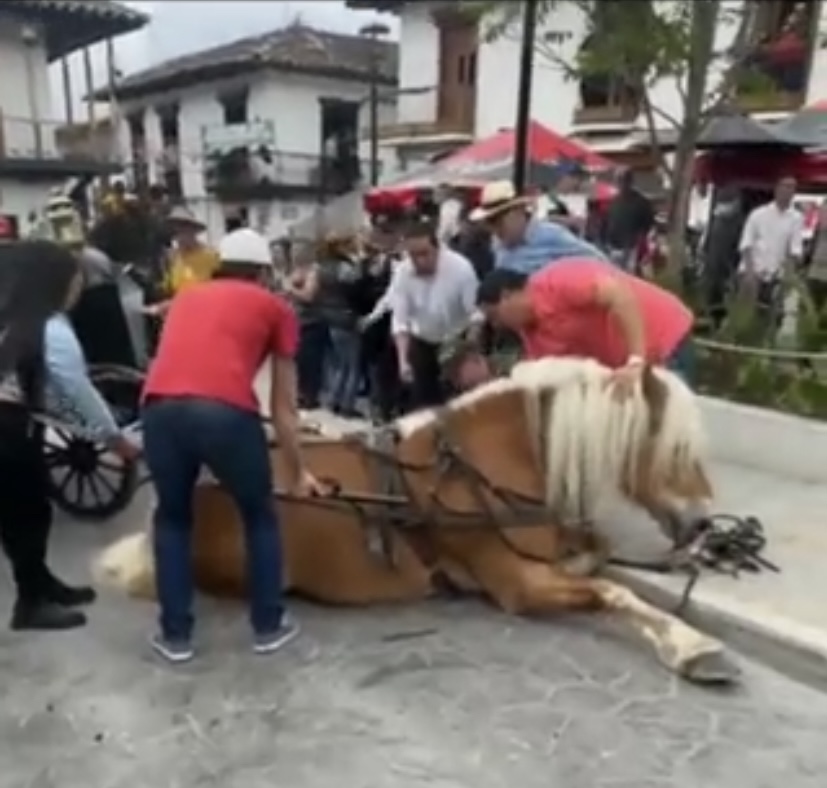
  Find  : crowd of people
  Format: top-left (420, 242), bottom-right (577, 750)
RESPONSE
top-left (8, 168), bottom-right (795, 664)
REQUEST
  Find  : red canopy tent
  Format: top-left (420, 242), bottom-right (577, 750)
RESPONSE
top-left (365, 120), bottom-right (615, 213)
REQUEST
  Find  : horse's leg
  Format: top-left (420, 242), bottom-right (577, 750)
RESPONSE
top-left (438, 533), bottom-right (605, 614)
top-left (441, 532), bottom-right (737, 684)
top-left (591, 578), bottom-right (739, 683)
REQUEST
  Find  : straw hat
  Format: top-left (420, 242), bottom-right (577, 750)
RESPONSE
top-left (469, 181), bottom-right (533, 222)
top-left (167, 205), bottom-right (206, 231)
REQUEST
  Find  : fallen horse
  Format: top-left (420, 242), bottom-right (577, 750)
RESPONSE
top-left (97, 357), bottom-right (740, 684)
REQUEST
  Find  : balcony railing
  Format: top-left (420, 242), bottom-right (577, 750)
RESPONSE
top-left (204, 149), bottom-right (372, 196)
top-left (735, 89), bottom-right (806, 114)
top-left (0, 113), bottom-right (118, 163)
top-left (370, 118), bottom-right (474, 143)
top-left (572, 103), bottom-right (639, 126)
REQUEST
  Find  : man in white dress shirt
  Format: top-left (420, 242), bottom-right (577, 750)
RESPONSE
top-left (739, 175), bottom-right (804, 327)
top-left (739, 176), bottom-right (804, 280)
top-left (391, 219), bottom-right (480, 409)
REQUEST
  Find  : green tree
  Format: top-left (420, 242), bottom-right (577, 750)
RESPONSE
top-left (474, 0), bottom-right (762, 278)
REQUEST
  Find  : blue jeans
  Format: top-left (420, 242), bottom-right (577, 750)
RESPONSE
top-left (325, 326), bottom-right (361, 412)
top-left (142, 397), bottom-right (284, 641)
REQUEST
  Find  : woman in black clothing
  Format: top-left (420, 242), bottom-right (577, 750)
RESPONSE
top-left (0, 241), bottom-right (136, 630)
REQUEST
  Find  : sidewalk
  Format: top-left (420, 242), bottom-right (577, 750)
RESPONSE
top-left (607, 461), bottom-right (827, 690)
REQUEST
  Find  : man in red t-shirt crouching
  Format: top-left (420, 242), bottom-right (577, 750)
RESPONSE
top-left (477, 259), bottom-right (695, 392)
top-left (141, 228), bottom-right (323, 664)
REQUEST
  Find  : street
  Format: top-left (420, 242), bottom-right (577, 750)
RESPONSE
top-left (2, 488), bottom-right (827, 788)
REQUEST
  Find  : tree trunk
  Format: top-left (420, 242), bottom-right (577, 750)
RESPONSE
top-left (664, 0), bottom-right (721, 286)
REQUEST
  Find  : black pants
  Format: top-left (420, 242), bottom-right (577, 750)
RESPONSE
top-left (408, 337), bottom-right (444, 410)
top-left (0, 404), bottom-right (53, 602)
top-left (296, 321), bottom-right (329, 407)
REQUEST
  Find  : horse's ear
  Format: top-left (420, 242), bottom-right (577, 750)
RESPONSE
top-left (641, 364), bottom-right (668, 435)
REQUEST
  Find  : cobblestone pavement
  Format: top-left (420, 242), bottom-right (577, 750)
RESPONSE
top-left (1, 507), bottom-right (827, 788)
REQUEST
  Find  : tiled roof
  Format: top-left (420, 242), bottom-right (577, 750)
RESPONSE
top-left (4, 0), bottom-right (148, 59)
top-left (107, 23), bottom-right (398, 100)
top-left (6, 0), bottom-right (145, 21)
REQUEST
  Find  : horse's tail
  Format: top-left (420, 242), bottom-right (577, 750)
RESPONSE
top-left (93, 532), bottom-right (156, 599)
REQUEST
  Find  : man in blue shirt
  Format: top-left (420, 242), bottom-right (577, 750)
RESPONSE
top-left (470, 180), bottom-right (607, 274)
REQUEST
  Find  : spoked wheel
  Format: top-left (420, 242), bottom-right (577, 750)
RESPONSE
top-left (45, 428), bottom-right (138, 520)
top-left (45, 365), bottom-right (144, 521)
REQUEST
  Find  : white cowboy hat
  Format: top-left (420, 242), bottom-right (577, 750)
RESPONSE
top-left (218, 228), bottom-right (272, 267)
top-left (167, 205), bottom-right (206, 230)
top-left (469, 180), bottom-right (533, 222)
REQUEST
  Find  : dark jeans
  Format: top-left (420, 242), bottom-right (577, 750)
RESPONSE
top-left (0, 405), bottom-right (53, 603)
top-left (408, 336), bottom-right (444, 410)
top-left (142, 397), bottom-right (284, 641)
top-left (296, 322), bottom-right (328, 407)
top-left (665, 335), bottom-right (696, 385)
top-left (325, 326), bottom-right (361, 412)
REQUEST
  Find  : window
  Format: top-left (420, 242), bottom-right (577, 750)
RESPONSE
top-left (221, 89), bottom-right (248, 125)
top-left (157, 104), bottom-right (179, 143)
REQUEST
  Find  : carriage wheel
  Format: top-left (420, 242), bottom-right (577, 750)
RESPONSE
top-left (45, 427), bottom-right (138, 520)
top-left (45, 368), bottom-right (143, 521)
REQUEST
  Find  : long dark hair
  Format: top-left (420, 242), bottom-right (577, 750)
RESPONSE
top-left (0, 240), bottom-right (80, 407)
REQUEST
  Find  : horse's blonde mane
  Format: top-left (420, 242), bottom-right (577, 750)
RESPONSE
top-left (509, 357), bottom-right (707, 522)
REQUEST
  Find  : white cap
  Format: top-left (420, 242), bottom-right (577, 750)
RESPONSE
top-left (218, 228), bottom-right (272, 267)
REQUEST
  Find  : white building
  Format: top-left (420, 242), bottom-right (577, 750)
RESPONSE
top-left (0, 0), bottom-right (146, 238)
top-left (349, 0), bottom-right (825, 175)
top-left (106, 23), bottom-right (399, 241)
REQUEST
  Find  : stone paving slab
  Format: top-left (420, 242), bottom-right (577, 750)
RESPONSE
top-left (4, 510), bottom-right (827, 788)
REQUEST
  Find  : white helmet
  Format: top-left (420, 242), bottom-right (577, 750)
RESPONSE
top-left (218, 228), bottom-right (272, 266)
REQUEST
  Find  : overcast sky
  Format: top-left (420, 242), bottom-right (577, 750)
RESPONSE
top-left (52, 0), bottom-right (398, 119)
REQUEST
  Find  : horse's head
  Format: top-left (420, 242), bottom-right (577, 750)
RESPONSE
top-left (635, 364), bottom-right (714, 547)
top-left (394, 378), bottom-right (546, 516)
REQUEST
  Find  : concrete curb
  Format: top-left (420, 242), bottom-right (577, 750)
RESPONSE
top-left (699, 396), bottom-right (827, 484)
top-left (608, 566), bottom-right (827, 692)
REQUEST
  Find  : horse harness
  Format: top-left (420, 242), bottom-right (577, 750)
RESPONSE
top-left (277, 409), bottom-right (554, 574)
top-left (276, 411), bottom-right (780, 610)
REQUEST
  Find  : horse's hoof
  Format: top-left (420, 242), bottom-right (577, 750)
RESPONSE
top-left (681, 650), bottom-right (741, 685)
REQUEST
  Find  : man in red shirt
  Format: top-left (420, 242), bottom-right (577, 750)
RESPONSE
top-left (477, 258), bottom-right (695, 393)
top-left (141, 228), bottom-right (322, 663)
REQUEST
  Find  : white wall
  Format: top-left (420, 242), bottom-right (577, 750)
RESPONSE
top-left (396, 5), bottom-right (440, 126)
top-left (0, 180), bottom-right (57, 233)
top-left (0, 12), bottom-right (58, 158)
top-left (395, 0), bottom-right (825, 139)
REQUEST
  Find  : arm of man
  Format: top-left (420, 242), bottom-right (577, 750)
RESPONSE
top-left (266, 297), bottom-right (306, 490)
top-left (553, 263), bottom-right (647, 361)
top-left (361, 262), bottom-right (402, 328)
top-left (593, 274), bottom-right (647, 360)
top-left (390, 263), bottom-right (413, 371)
top-left (738, 210), bottom-right (758, 274)
top-left (456, 256), bottom-right (486, 339)
top-left (788, 212), bottom-right (805, 271)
